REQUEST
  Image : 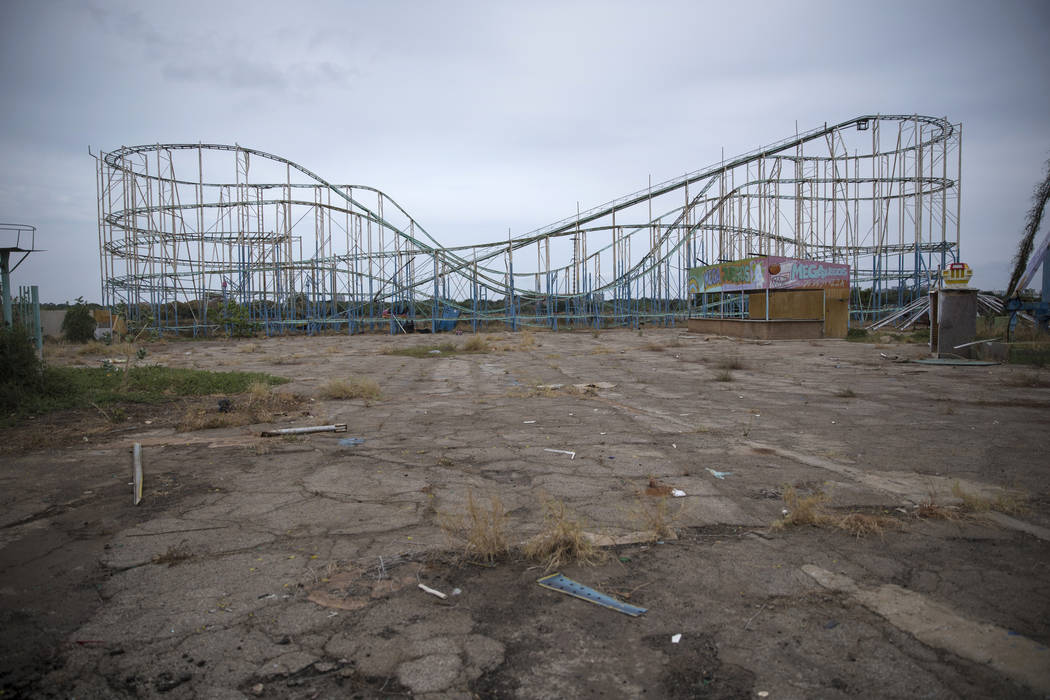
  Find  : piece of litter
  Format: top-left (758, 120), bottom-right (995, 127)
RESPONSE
top-left (758, 692), bottom-right (770, 698)
top-left (428, 350), bottom-right (441, 354)
top-left (671, 633), bottom-right (682, 644)
top-left (451, 588), bottom-right (462, 596)
top-left (261, 423), bottom-right (347, 437)
top-left (706, 468), bottom-right (732, 480)
top-left (672, 443), bottom-right (677, 449)
top-left (327, 611), bottom-right (339, 617)
top-left (338, 437), bottom-right (365, 447)
top-left (523, 420), bottom-right (536, 424)
top-left (543, 448), bottom-right (576, 460)
top-left (671, 489), bottom-right (687, 497)
top-left (537, 573), bottom-right (647, 616)
top-left (418, 583), bottom-right (447, 600)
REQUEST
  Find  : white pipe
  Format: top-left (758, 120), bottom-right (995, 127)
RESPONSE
top-left (260, 424), bottom-right (347, 437)
top-left (132, 443), bottom-right (143, 506)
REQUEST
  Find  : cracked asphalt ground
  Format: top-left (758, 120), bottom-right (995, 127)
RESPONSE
top-left (2, 328), bottom-right (1049, 698)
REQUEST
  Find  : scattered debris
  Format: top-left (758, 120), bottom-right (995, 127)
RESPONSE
top-left (418, 583), bottom-right (447, 600)
top-left (523, 420), bottom-right (536, 424)
top-left (744, 603), bottom-right (767, 630)
top-left (572, 382), bottom-right (617, 392)
top-left (537, 573), bottom-right (647, 616)
top-left (705, 468), bottom-right (732, 479)
top-left (451, 588), bottom-right (462, 596)
top-left (543, 448), bottom-right (576, 459)
top-left (671, 489), bottom-right (687, 498)
top-left (307, 562), bottom-right (421, 611)
top-left (217, 398), bottom-right (233, 413)
top-left (645, 477), bottom-right (673, 496)
top-left (671, 633), bottom-right (682, 644)
top-left (261, 424), bottom-right (347, 437)
top-left (337, 437), bottom-right (366, 447)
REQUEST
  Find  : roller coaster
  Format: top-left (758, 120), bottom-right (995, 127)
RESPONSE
top-left (94, 114), bottom-right (961, 335)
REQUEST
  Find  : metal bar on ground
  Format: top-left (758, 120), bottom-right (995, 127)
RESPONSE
top-left (260, 424), bottom-right (348, 437)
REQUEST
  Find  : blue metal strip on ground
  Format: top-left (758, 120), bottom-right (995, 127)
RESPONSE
top-left (536, 573), bottom-right (647, 617)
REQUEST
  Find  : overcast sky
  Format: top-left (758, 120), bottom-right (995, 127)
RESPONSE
top-left (1, 0), bottom-right (1048, 302)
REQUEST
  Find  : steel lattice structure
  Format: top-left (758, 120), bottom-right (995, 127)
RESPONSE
top-left (95, 114), bottom-right (961, 334)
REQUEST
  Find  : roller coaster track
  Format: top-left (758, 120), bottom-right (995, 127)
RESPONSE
top-left (96, 114), bottom-right (961, 333)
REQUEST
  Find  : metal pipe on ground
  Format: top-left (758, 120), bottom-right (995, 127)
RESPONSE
top-left (260, 424), bottom-right (347, 437)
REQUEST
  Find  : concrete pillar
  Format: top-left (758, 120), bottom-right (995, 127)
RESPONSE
top-left (931, 289), bottom-right (978, 358)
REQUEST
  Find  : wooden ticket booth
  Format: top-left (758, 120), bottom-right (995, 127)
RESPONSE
top-left (686, 257), bottom-right (850, 339)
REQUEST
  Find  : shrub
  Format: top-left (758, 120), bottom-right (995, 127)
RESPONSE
top-left (1, 324), bottom-right (45, 413)
top-left (62, 297), bottom-right (96, 343)
top-left (319, 376), bottom-right (381, 401)
top-left (221, 301), bottom-right (259, 338)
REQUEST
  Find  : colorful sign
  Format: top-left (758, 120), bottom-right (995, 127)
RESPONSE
top-left (688, 256), bottom-right (849, 294)
top-left (941, 262), bottom-right (972, 287)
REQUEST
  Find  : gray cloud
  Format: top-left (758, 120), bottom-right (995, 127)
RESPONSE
top-left (1, 0), bottom-right (1048, 299)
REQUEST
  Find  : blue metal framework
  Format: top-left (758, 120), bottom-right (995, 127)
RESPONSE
top-left (95, 115), bottom-right (961, 335)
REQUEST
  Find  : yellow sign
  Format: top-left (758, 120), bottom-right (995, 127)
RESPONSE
top-left (942, 262), bottom-right (972, 287)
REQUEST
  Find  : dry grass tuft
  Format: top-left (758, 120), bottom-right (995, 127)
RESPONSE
top-left (835, 387), bottom-right (857, 398)
top-left (951, 481), bottom-right (1027, 515)
top-left (773, 486), bottom-right (834, 529)
top-left (714, 370), bottom-right (734, 382)
top-left (524, 499), bottom-right (605, 570)
top-left (518, 330), bottom-right (537, 349)
top-left (644, 343), bottom-right (665, 351)
top-left (319, 376), bottom-right (381, 401)
top-left (76, 341), bottom-right (110, 356)
top-left (629, 490), bottom-right (679, 541)
top-left (462, 335), bottom-right (488, 352)
top-left (246, 380), bottom-right (271, 405)
top-left (176, 390), bottom-right (302, 432)
top-left (916, 500), bottom-right (962, 520)
top-left (439, 490), bottom-right (510, 565)
top-left (837, 512), bottom-right (902, 537)
top-left (237, 343), bottom-right (259, 353)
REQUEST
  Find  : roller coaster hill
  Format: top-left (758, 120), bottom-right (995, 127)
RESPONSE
top-left (94, 114), bottom-right (961, 336)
